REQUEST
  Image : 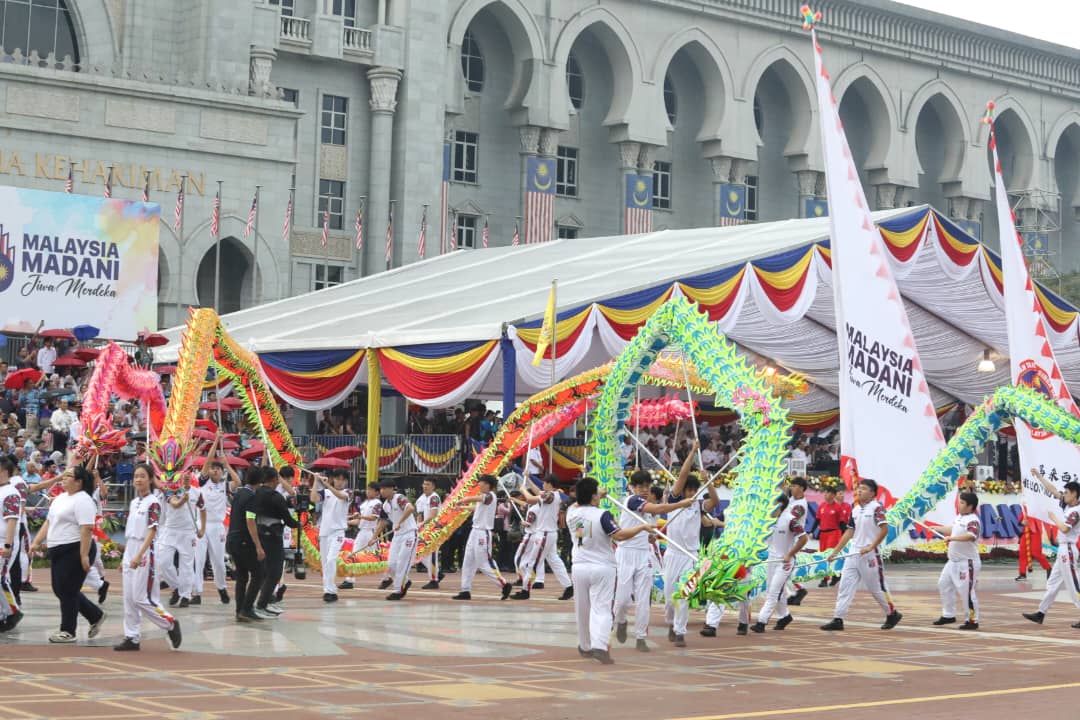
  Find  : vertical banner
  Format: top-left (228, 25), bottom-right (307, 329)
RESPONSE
top-left (524, 156), bottom-right (555, 244)
top-left (809, 20), bottom-right (944, 507)
top-left (624, 174), bottom-right (653, 235)
top-left (0, 186), bottom-right (159, 337)
top-left (718, 184), bottom-right (746, 226)
top-left (989, 105), bottom-right (1080, 523)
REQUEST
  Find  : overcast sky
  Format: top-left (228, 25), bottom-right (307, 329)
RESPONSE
top-left (896, 0), bottom-right (1079, 49)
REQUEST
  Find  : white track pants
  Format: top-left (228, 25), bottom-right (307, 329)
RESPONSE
top-left (159, 533), bottom-right (196, 600)
top-left (85, 540), bottom-right (107, 591)
top-left (663, 551), bottom-right (695, 635)
top-left (514, 533), bottom-right (544, 586)
top-left (573, 562), bottom-right (615, 652)
top-left (320, 533), bottom-right (345, 595)
top-left (519, 530), bottom-right (570, 590)
top-left (1039, 543), bottom-right (1080, 614)
top-left (939, 558), bottom-right (980, 622)
top-left (195, 524), bottom-right (227, 594)
top-left (832, 550), bottom-right (896, 620)
top-left (1, 553), bottom-right (18, 620)
top-left (705, 600), bottom-right (750, 628)
top-left (460, 529), bottom-right (505, 592)
top-left (344, 528), bottom-right (375, 584)
top-left (757, 559), bottom-right (794, 624)
top-left (122, 544), bottom-right (175, 643)
top-left (614, 546), bottom-right (653, 640)
top-left (388, 531), bottom-right (417, 593)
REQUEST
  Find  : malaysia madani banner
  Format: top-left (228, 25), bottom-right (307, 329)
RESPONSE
top-left (0, 186), bottom-right (159, 339)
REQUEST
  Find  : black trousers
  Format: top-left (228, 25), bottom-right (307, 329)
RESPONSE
top-left (227, 535), bottom-right (264, 616)
top-left (256, 531), bottom-right (284, 608)
top-left (48, 541), bottom-right (103, 634)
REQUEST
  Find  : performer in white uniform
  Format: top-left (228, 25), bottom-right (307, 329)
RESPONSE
top-left (0, 457), bottom-right (23, 630)
top-left (750, 488), bottom-right (808, 633)
top-left (310, 469), bottom-right (350, 602)
top-left (415, 477), bottom-right (441, 589)
top-left (664, 444), bottom-right (719, 647)
top-left (512, 474), bottom-right (573, 601)
top-left (160, 473), bottom-right (206, 608)
top-left (567, 476), bottom-right (653, 665)
top-left (342, 484), bottom-right (383, 589)
top-left (821, 478), bottom-right (902, 631)
top-left (1024, 472), bottom-right (1080, 627)
top-left (935, 491), bottom-right (981, 630)
top-left (614, 469), bottom-right (693, 649)
top-left (84, 475), bottom-right (110, 604)
top-left (380, 479), bottom-right (418, 600)
top-left (194, 457), bottom-right (233, 604)
top-left (452, 475), bottom-right (512, 600)
top-left (114, 463), bottom-right (182, 651)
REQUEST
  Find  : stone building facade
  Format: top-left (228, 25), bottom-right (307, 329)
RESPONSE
top-left (2, 0), bottom-right (1079, 330)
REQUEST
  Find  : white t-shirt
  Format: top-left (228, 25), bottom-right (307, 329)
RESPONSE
top-left (1061, 505), bottom-right (1080, 546)
top-left (526, 490), bottom-right (560, 532)
top-left (850, 500), bottom-right (887, 551)
top-left (767, 503), bottom-right (807, 559)
top-left (616, 494), bottom-right (652, 551)
top-left (161, 486), bottom-right (204, 536)
top-left (666, 492), bottom-right (704, 551)
top-left (383, 492), bottom-right (417, 533)
top-left (415, 492), bottom-right (440, 521)
top-left (947, 513), bottom-right (981, 563)
top-left (319, 489), bottom-right (350, 535)
top-left (526, 447), bottom-right (544, 476)
top-left (37, 346), bottom-right (57, 374)
top-left (567, 504), bottom-right (618, 565)
top-left (50, 408), bottom-right (78, 434)
top-left (357, 497), bottom-right (382, 532)
top-left (0, 483), bottom-right (20, 528)
top-left (201, 478), bottom-right (230, 522)
top-left (46, 491), bottom-right (96, 546)
top-left (471, 491), bottom-right (498, 531)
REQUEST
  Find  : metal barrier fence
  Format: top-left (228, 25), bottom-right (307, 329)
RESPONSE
top-left (292, 433), bottom-right (463, 479)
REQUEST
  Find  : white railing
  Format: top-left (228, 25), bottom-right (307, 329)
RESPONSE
top-left (280, 16), bottom-right (311, 43)
top-left (343, 27), bottom-right (372, 53)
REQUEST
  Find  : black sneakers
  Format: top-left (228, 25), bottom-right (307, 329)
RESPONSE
top-left (736, 623), bottom-right (748, 636)
top-left (616, 622), bottom-right (627, 644)
top-left (590, 649), bottom-right (615, 665)
top-left (511, 590), bottom-right (530, 600)
top-left (882, 611), bottom-right (903, 630)
top-left (673, 634), bottom-right (686, 647)
top-left (167, 619), bottom-right (182, 649)
top-left (958, 621), bottom-right (979, 630)
top-left (559, 586), bottom-right (574, 600)
top-left (700, 625), bottom-right (717, 637)
top-left (750, 622), bottom-right (766, 634)
top-left (378, 578), bottom-right (392, 589)
top-left (1023, 611), bottom-right (1045, 624)
top-left (421, 581), bottom-right (440, 590)
top-left (452, 591), bottom-right (471, 600)
top-left (501, 583), bottom-right (513, 600)
top-left (113, 637), bottom-right (140, 651)
top-left (775, 615), bottom-right (793, 630)
top-left (533, 583), bottom-right (545, 590)
top-left (98, 580), bottom-right (110, 604)
top-left (323, 593), bottom-right (338, 603)
top-left (820, 618), bottom-right (844, 631)
top-left (933, 616), bottom-right (956, 626)
top-left (338, 581), bottom-right (354, 590)
top-left (220, 588), bottom-right (231, 604)
top-left (788, 588), bottom-right (808, 606)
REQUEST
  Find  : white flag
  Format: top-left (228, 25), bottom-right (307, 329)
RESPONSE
top-left (990, 104), bottom-right (1080, 522)
top-left (811, 23), bottom-right (944, 506)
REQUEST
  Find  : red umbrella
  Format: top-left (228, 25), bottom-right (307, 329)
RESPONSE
top-left (311, 456), bottom-right (352, 470)
top-left (239, 446), bottom-right (265, 460)
top-left (192, 428), bottom-right (216, 441)
top-left (220, 439), bottom-right (239, 450)
top-left (139, 332), bottom-right (169, 348)
top-left (4, 368), bottom-right (42, 389)
top-left (220, 397), bottom-right (244, 410)
top-left (324, 445), bottom-right (363, 460)
top-left (188, 456), bottom-right (208, 468)
top-left (225, 455), bottom-right (250, 468)
top-left (194, 419), bottom-right (217, 432)
top-left (200, 398), bottom-right (243, 411)
top-left (224, 433), bottom-right (241, 441)
top-left (40, 328), bottom-right (75, 340)
top-left (155, 365), bottom-right (177, 375)
top-left (74, 348), bottom-right (101, 362)
top-left (52, 355), bottom-right (86, 368)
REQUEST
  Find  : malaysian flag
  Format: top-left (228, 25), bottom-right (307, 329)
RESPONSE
top-left (282, 195), bottom-right (292, 242)
top-left (104, 166), bottom-right (114, 199)
top-left (440, 143), bottom-right (450, 254)
top-left (141, 173), bottom-right (150, 203)
top-left (385, 203), bottom-right (394, 267)
top-left (354, 204), bottom-right (363, 250)
top-left (320, 209), bottom-right (329, 247)
top-left (524, 156), bottom-right (555, 244)
top-left (482, 219), bottom-right (489, 249)
top-left (64, 164), bottom-right (73, 194)
top-left (210, 190), bottom-right (221, 237)
top-left (512, 223), bottom-right (520, 246)
top-left (417, 206), bottom-right (428, 258)
top-left (243, 194), bottom-right (258, 239)
top-left (0, 227), bottom-right (12, 291)
top-left (624, 174), bottom-right (653, 234)
top-left (173, 182), bottom-right (185, 231)
top-left (718, 184), bottom-right (746, 227)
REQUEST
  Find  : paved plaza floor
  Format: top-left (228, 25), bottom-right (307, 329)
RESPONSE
top-left (2, 564), bottom-right (1080, 719)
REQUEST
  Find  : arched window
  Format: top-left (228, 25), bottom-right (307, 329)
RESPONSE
top-left (460, 29), bottom-right (484, 93)
top-left (663, 73), bottom-right (677, 126)
top-left (567, 53), bottom-right (584, 110)
top-left (1, 0), bottom-right (80, 65)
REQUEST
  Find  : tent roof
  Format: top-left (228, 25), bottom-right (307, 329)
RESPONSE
top-left (161, 207), bottom-right (914, 354)
top-left (157, 206), bottom-right (1080, 415)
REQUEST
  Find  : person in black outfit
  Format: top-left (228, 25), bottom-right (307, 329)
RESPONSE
top-left (225, 468), bottom-right (266, 623)
top-left (255, 466), bottom-right (300, 617)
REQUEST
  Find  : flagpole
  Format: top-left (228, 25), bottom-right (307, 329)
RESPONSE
top-left (177, 174), bottom-right (186, 317)
top-left (323, 210), bottom-right (330, 291)
top-left (286, 187), bottom-right (295, 297)
top-left (214, 179), bottom-right (222, 314)
top-left (252, 185), bottom-right (261, 306)
top-left (548, 278), bottom-right (557, 474)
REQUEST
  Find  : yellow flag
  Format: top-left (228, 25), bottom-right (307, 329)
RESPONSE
top-left (532, 283), bottom-right (556, 366)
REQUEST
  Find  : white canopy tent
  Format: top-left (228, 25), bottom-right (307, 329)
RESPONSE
top-left (156, 205), bottom-right (1080, 415)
